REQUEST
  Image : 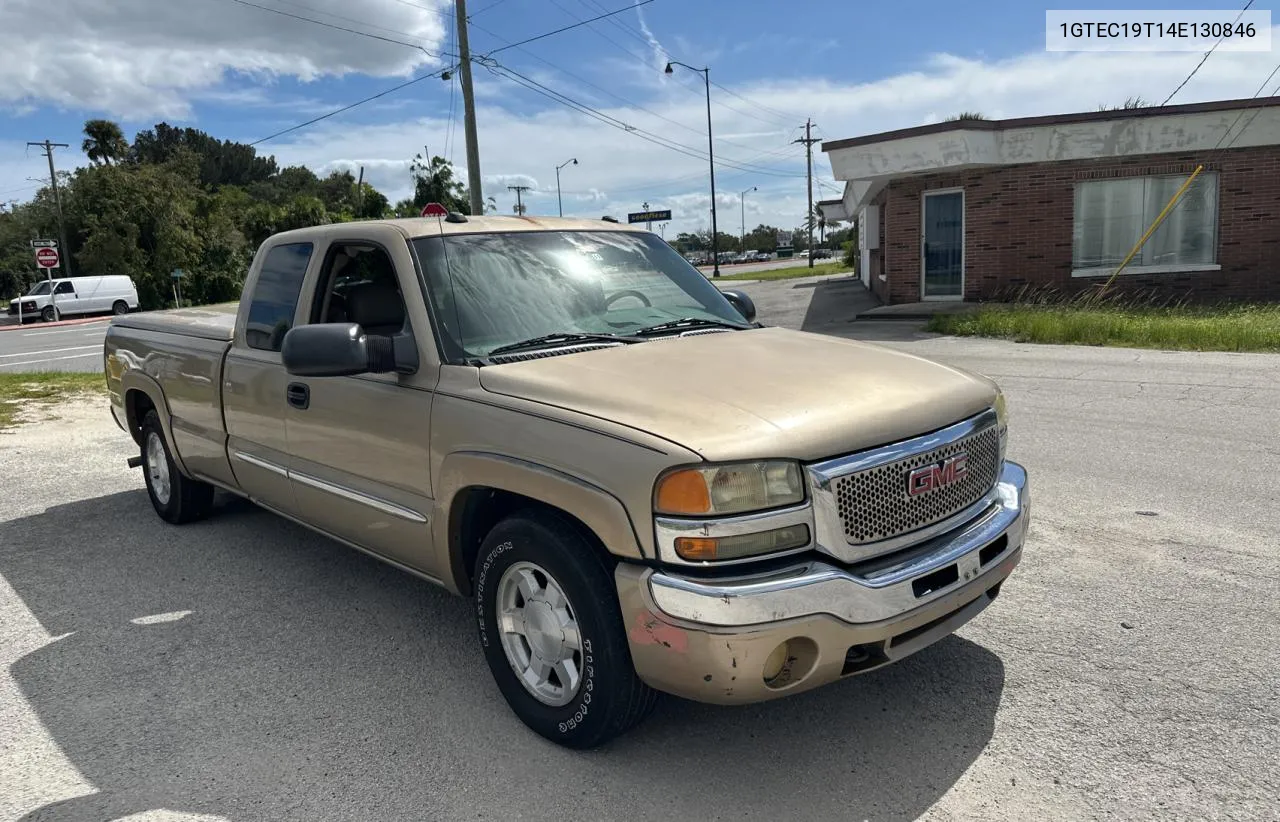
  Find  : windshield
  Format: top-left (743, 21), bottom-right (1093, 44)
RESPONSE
top-left (413, 231), bottom-right (749, 359)
top-left (27, 282), bottom-right (51, 296)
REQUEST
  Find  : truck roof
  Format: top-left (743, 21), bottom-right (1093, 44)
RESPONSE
top-left (268, 215), bottom-right (652, 243)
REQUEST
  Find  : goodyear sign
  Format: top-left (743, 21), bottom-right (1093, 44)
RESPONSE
top-left (627, 209), bottom-right (672, 224)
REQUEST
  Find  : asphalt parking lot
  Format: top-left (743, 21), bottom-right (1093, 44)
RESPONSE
top-left (2, 276), bottom-right (1277, 820)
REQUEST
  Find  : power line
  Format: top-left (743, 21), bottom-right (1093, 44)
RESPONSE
top-left (248, 67), bottom-right (452, 146)
top-left (467, 17), bottom-right (795, 156)
top-left (444, 1), bottom-right (459, 164)
top-left (265, 0), bottom-right (442, 44)
top-left (482, 59), bottom-right (805, 177)
top-left (482, 0), bottom-right (655, 56)
top-left (1162, 0), bottom-right (1255, 105)
top-left (220, 0), bottom-right (441, 57)
top-left (709, 81), bottom-right (799, 127)
top-left (469, 0), bottom-right (512, 17)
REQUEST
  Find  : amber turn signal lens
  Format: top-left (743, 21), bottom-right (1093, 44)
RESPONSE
top-left (673, 536), bottom-right (719, 561)
top-left (655, 469), bottom-right (711, 515)
top-left (674, 525), bottom-right (810, 562)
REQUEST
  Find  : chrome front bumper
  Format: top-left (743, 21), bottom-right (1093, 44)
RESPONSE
top-left (646, 461), bottom-right (1028, 628)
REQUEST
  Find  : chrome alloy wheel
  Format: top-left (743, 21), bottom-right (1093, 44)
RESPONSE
top-left (496, 561), bottom-right (583, 707)
top-left (145, 431), bottom-right (172, 506)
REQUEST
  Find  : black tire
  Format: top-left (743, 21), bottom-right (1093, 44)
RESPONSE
top-left (112, 300), bottom-right (129, 315)
top-left (140, 409), bottom-right (215, 524)
top-left (474, 511), bottom-right (659, 749)
top-left (41, 306), bottom-right (57, 323)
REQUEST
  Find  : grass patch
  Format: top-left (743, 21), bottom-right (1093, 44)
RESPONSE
top-left (713, 261), bottom-right (852, 281)
top-left (0, 371), bottom-right (105, 429)
top-left (929, 303), bottom-right (1280, 352)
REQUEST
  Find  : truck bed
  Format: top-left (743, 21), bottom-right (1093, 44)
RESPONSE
top-left (108, 302), bottom-right (238, 341)
top-left (105, 301), bottom-right (239, 490)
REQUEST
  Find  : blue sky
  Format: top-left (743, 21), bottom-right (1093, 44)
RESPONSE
top-left (1, 0), bottom-right (1277, 235)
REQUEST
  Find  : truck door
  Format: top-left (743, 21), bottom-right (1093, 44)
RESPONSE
top-left (222, 240), bottom-right (317, 515)
top-left (282, 232), bottom-right (440, 577)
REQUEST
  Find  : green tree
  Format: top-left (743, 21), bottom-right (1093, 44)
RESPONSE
top-left (410, 153), bottom-right (470, 213)
top-left (82, 119), bottom-right (129, 166)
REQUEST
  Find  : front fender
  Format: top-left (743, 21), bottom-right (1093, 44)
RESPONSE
top-left (432, 451), bottom-right (647, 592)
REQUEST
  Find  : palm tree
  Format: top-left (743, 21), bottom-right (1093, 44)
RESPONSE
top-left (82, 119), bottom-right (128, 166)
top-left (811, 205), bottom-right (828, 246)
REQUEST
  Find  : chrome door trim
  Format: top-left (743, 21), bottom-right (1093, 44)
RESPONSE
top-left (232, 449), bottom-right (427, 524)
top-left (291, 469), bottom-right (428, 524)
top-left (232, 450), bottom-right (289, 478)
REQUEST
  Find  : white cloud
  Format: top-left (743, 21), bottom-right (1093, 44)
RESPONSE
top-left (4, 22), bottom-right (1279, 240)
top-left (0, 0), bottom-right (449, 120)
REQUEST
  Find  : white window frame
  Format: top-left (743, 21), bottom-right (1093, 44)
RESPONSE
top-left (1071, 171), bottom-right (1220, 278)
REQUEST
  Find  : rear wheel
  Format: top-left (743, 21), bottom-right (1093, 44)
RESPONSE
top-left (140, 409), bottom-right (215, 524)
top-left (474, 512), bottom-right (658, 749)
top-left (41, 306), bottom-right (58, 322)
top-left (112, 300), bottom-right (129, 315)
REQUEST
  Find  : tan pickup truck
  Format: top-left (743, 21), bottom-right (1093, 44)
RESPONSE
top-left (104, 214), bottom-right (1029, 749)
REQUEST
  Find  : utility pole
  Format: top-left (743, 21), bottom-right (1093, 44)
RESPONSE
top-left (508, 184), bottom-right (530, 216)
top-left (795, 119), bottom-right (820, 269)
top-left (27, 140), bottom-right (72, 277)
top-left (355, 165), bottom-right (365, 217)
top-left (455, 0), bottom-right (484, 215)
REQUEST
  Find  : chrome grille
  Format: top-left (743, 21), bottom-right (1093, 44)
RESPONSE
top-left (832, 424), bottom-right (1000, 544)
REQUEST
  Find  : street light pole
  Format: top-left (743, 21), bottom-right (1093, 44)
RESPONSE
top-left (666, 60), bottom-right (720, 277)
top-left (555, 157), bottom-right (578, 218)
top-left (739, 185), bottom-right (755, 253)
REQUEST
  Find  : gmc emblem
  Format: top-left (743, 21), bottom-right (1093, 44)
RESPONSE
top-left (907, 452), bottom-right (969, 496)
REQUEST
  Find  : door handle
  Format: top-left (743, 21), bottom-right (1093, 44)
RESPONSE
top-left (286, 382), bottom-right (310, 410)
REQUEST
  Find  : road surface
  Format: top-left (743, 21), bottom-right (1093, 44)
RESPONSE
top-left (0, 319), bottom-right (108, 373)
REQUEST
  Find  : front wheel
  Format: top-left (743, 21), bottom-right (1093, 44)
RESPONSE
top-left (474, 512), bottom-right (658, 749)
top-left (140, 409), bottom-right (215, 524)
top-left (41, 306), bottom-right (58, 323)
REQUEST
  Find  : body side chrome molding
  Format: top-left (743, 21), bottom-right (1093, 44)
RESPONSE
top-left (231, 450), bottom-right (427, 524)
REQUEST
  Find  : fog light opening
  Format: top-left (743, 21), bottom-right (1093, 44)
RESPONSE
top-left (762, 640), bottom-right (791, 684)
top-left (762, 636), bottom-right (818, 690)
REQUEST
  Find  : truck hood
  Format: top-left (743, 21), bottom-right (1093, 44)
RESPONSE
top-left (477, 326), bottom-right (998, 463)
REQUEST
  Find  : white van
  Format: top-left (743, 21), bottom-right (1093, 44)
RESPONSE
top-left (8, 275), bottom-right (140, 323)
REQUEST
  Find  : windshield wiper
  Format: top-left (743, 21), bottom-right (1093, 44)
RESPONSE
top-left (630, 317), bottom-right (749, 337)
top-left (486, 332), bottom-right (638, 357)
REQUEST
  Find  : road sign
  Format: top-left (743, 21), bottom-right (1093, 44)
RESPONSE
top-left (171, 269), bottom-right (185, 279)
top-left (35, 247), bottom-right (60, 269)
top-left (421, 202), bottom-right (448, 217)
top-left (627, 209), bottom-right (671, 224)
top-left (30, 239), bottom-right (58, 248)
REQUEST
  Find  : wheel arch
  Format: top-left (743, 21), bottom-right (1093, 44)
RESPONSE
top-left (121, 374), bottom-right (192, 478)
top-left (434, 452), bottom-right (646, 597)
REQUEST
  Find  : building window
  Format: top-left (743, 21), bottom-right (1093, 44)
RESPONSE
top-left (1072, 172), bottom-right (1218, 274)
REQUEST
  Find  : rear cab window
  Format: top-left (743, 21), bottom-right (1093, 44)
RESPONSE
top-left (244, 242), bottom-right (314, 352)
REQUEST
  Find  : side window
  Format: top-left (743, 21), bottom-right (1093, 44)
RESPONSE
top-left (309, 243), bottom-right (408, 336)
top-left (245, 242), bottom-right (314, 352)
top-left (54, 281), bottom-right (75, 294)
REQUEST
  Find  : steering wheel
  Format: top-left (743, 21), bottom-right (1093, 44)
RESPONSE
top-left (604, 289), bottom-right (651, 309)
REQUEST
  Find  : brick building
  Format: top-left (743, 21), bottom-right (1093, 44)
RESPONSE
top-left (817, 97), bottom-right (1280, 304)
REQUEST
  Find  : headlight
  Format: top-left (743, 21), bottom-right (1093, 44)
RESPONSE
top-left (654, 460), bottom-right (805, 517)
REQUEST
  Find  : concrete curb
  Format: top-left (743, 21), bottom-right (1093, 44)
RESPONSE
top-left (0, 316), bottom-right (112, 332)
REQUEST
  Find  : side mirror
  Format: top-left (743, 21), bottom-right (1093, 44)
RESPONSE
top-left (721, 289), bottom-right (757, 323)
top-left (281, 323), bottom-right (398, 377)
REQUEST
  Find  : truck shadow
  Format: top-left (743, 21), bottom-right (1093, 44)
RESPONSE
top-left (3, 490), bottom-right (1004, 821)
